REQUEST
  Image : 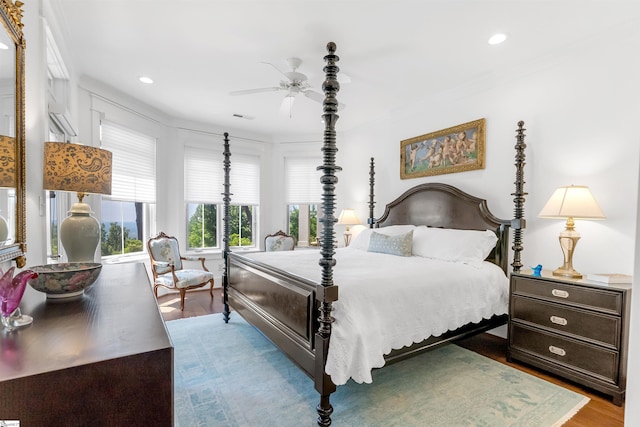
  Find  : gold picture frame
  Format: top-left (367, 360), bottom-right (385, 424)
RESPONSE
top-left (400, 118), bottom-right (485, 179)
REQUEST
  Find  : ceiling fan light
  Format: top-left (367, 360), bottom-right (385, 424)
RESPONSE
top-left (280, 95), bottom-right (296, 118)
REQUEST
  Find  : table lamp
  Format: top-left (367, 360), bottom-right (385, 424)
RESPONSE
top-left (43, 142), bottom-right (112, 263)
top-left (338, 208), bottom-right (361, 247)
top-left (538, 185), bottom-right (605, 278)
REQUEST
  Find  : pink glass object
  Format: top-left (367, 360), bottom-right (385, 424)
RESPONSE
top-left (0, 267), bottom-right (38, 331)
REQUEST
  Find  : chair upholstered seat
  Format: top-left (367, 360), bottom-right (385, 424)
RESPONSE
top-left (147, 231), bottom-right (214, 310)
top-left (154, 269), bottom-right (214, 290)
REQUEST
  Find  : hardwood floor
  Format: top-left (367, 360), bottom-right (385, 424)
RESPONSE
top-left (157, 288), bottom-right (625, 426)
top-left (157, 288), bottom-right (225, 321)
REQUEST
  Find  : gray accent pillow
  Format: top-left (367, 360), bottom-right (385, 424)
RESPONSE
top-left (367, 230), bottom-right (413, 257)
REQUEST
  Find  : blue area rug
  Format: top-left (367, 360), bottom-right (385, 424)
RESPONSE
top-left (167, 313), bottom-right (588, 427)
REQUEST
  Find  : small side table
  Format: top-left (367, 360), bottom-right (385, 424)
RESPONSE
top-left (507, 270), bottom-right (631, 405)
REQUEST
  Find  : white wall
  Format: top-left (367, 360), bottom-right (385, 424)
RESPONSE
top-left (338, 21), bottom-right (640, 276)
top-left (23, 1), bottom-right (50, 268)
top-left (627, 154), bottom-right (640, 424)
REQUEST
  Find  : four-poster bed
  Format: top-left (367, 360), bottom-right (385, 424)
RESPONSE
top-left (221, 42), bottom-right (527, 426)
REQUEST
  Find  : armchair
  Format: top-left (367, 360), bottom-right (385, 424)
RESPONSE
top-left (147, 231), bottom-right (214, 311)
top-left (264, 230), bottom-right (296, 251)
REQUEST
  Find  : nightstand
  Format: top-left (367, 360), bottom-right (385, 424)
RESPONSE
top-left (507, 270), bottom-right (631, 405)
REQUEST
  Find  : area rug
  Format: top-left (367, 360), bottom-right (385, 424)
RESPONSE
top-left (167, 313), bottom-right (589, 427)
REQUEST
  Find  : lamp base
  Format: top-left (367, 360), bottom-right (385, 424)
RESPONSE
top-left (60, 201), bottom-right (100, 263)
top-left (553, 220), bottom-right (582, 279)
top-left (343, 231), bottom-right (352, 247)
top-left (552, 266), bottom-right (582, 279)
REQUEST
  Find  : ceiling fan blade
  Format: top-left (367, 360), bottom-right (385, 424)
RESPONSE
top-left (261, 61), bottom-right (291, 80)
top-left (338, 72), bottom-right (352, 84)
top-left (262, 59), bottom-right (308, 83)
top-left (302, 89), bottom-right (347, 110)
top-left (230, 87), bottom-right (282, 96)
top-left (302, 89), bottom-right (324, 103)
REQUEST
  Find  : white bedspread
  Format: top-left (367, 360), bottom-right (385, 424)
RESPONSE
top-left (243, 247), bottom-right (509, 385)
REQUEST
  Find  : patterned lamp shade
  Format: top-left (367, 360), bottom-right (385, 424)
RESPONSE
top-left (0, 135), bottom-right (16, 188)
top-left (43, 142), bottom-right (112, 196)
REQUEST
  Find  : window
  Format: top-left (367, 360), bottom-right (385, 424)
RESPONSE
top-left (101, 200), bottom-right (146, 255)
top-left (100, 120), bottom-right (156, 257)
top-left (285, 157), bottom-right (321, 246)
top-left (184, 145), bottom-right (259, 250)
top-left (187, 203), bottom-right (217, 249)
top-left (288, 204), bottom-right (318, 245)
top-left (229, 205), bottom-right (255, 247)
top-left (46, 190), bottom-right (60, 261)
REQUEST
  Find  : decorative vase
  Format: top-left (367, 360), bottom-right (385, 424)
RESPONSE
top-left (0, 267), bottom-right (38, 331)
top-left (60, 201), bottom-right (100, 262)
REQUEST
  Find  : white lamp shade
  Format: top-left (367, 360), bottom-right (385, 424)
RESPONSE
top-left (338, 209), bottom-right (361, 226)
top-left (538, 185), bottom-right (605, 220)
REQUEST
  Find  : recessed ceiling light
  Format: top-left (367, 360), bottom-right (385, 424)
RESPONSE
top-left (488, 33), bottom-right (507, 45)
top-left (139, 76), bottom-right (154, 84)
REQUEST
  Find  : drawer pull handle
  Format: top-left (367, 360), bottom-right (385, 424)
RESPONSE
top-left (549, 345), bottom-right (567, 357)
top-left (551, 289), bottom-right (569, 298)
top-left (550, 315), bottom-right (568, 326)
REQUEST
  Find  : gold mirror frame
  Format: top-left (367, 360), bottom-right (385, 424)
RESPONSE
top-left (0, 0), bottom-right (26, 267)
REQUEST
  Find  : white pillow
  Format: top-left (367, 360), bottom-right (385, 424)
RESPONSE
top-left (412, 226), bottom-right (498, 266)
top-left (349, 225), bottom-right (416, 251)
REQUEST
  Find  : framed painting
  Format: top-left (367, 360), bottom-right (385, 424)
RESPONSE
top-left (400, 118), bottom-right (485, 179)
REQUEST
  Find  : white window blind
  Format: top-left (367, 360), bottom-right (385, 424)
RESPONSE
top-left (285, 157), bottom-right (322, 204)
top-left (101, 120), bottom-right (156, 203)
top-left (184, 146), bottom-right (223, 203)
top-left (231, 153), bottom-right (260, 205)
top-left (184, 148), bottom-right (260, 206)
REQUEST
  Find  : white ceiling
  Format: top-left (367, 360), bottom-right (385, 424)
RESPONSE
top-left (49, 1), bottom-right (639, 141)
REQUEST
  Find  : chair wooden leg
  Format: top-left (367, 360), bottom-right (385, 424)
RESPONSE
top-left (179, 289), bottom-right (186, 311)
top-left (209, 279), bottom-right (214, 301)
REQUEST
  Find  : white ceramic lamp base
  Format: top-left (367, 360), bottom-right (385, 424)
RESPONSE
top-left (60, 202), bottom-right (100, 263)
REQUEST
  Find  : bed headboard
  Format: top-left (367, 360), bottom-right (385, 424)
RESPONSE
top-left (373, 182), bottom-right (511, 274)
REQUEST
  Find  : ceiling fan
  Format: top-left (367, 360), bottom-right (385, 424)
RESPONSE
top-left (230, 57), bottom-right (344, 117)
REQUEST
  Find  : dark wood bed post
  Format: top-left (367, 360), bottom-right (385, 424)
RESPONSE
top-left (222, 132), bottom-right (232, 323)
top-left (511, 121), bottom-right (527, 273)
top-left (314, 41), bottom-right (341, 427)
top-left (368, 157), bottom-right (375, 228)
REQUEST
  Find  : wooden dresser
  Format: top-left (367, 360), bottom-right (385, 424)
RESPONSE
top-left (0, 263), bottom-right (173, 426)
top-left (508, 271), bottom-right (631, 405)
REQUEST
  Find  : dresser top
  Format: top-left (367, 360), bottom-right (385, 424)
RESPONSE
top-left (0, 262), bottom-right (172, 382)
top-left (513, 270), bottom-right (632, 292)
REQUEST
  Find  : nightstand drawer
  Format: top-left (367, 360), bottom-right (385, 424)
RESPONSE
top-left (511, 296), bottom-right (620, 349)
top-left (512, 276), bottom-right (622, 314)
top-left (510, 323), bottom-right (619, 383)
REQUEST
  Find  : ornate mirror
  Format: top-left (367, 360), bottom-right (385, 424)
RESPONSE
top-left (0, 0), bottom-right (26, 267)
